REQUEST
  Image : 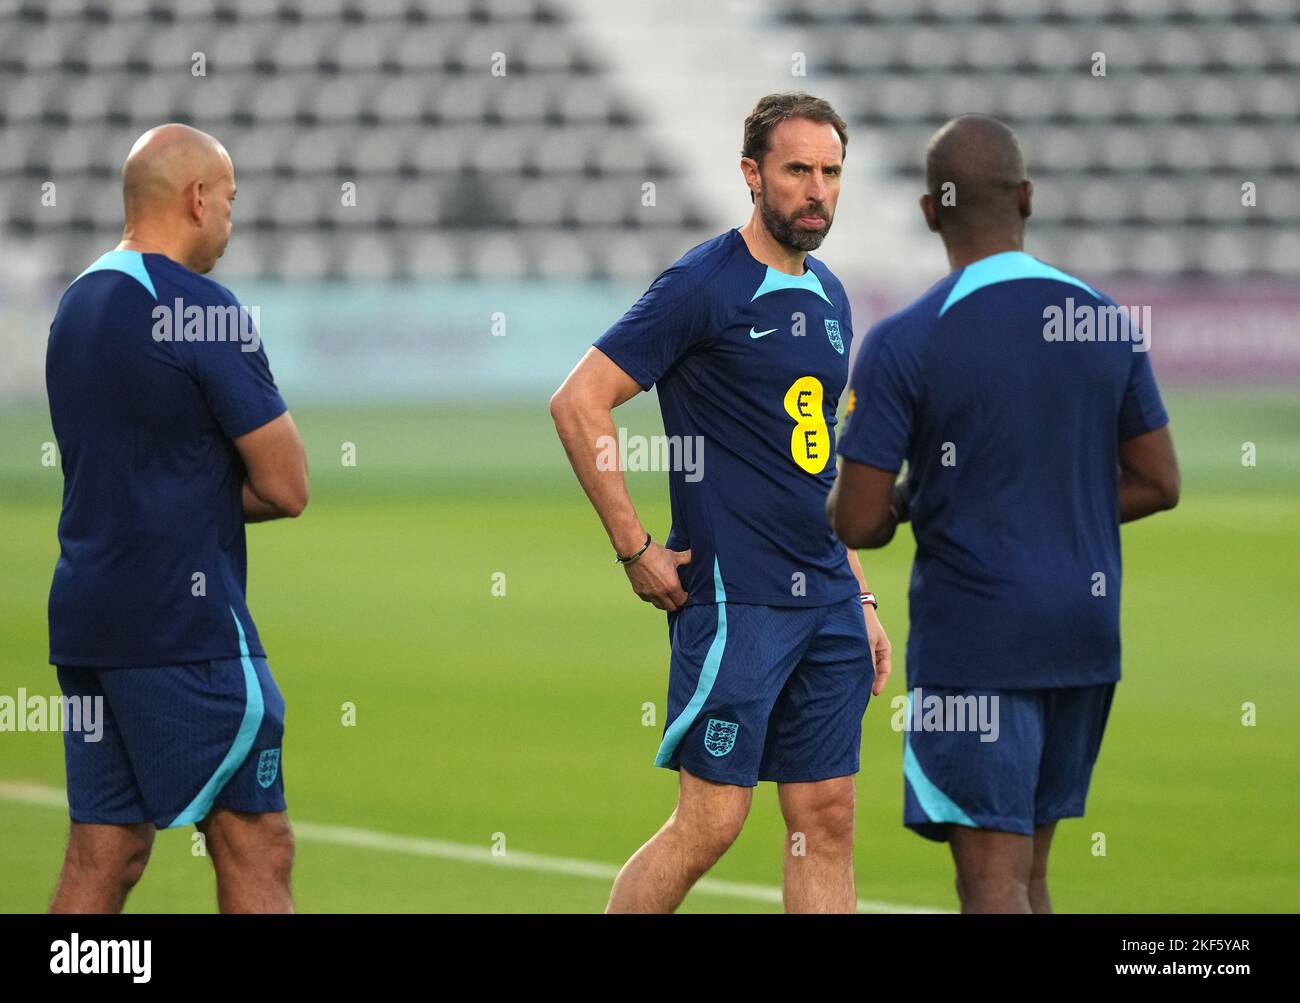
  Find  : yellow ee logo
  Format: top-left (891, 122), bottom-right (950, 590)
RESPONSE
top-left (784, 376), bottom-right (829, 474)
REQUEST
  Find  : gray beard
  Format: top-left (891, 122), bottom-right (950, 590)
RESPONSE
top-left (759, 194), bottom-right (832, 252)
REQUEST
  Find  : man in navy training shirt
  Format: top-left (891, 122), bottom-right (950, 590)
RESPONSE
top-left (829, 114), bottom-right (1180, 914)
top-left (552, 93), bottom-right (892, 914)
top-left (45, 124), bottom-right (308, 913)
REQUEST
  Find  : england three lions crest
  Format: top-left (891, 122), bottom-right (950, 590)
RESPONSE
top-left (825, 318), bottom-right (844, 354)
top-left (704, 719), bottom-right (739, 757)
top-left (256, 748), bottom-right (281, 788)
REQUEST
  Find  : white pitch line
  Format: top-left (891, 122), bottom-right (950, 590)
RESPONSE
top-left (0, 780), bottom-right (945, 914)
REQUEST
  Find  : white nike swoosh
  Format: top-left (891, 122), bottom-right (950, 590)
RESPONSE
top-left (749, 327), bottom-right (778, 339)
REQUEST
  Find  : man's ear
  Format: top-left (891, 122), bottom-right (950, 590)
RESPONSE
top-left (740, 156), bottom-right (760, 204)
top-left (186, 179), bottom-right (205, 226)
top-left (920, 192), bottom-right (940, 233)
top-left (1020, 179), bottom-right (1033, 220)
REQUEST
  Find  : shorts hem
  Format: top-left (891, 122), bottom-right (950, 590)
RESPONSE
top-left (662, 760), bottom-right (861, 788)
top-left (659, 759), bottom-right (758, 788)
top-left (52, 652), bottom-right (269, 670)
top-left (759, 762), bottom-right (860, 784)
top-left (904, 812), bottom-right (1034, 841)
top-left (1034, 804), bottom-right (1086, 826)
top-left (214, 798), bottom-right (288, 817)
top-left (68, 809), bottom-right (154, 827)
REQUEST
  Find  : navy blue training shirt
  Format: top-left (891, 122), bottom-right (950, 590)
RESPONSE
top-left (595, 228), bottom-right (859, 607)
top-left (46, 250), bottom-right (288, 667)
top-left (838, 251), bottom-right (1168, 689)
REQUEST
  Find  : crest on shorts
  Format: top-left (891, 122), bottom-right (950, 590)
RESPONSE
top-left (256, 747), bottom-right (281, 788)
top-left (704, 719), bottom-right (739, 758)
top-left (825, 318), bottom-right (844, 354)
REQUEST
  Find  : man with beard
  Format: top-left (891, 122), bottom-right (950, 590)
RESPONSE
top-left (551, 93), bottom-right (891, 913)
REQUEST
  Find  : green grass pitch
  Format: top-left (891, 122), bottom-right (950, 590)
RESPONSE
top-left (0, 389), bottom-right (1296, 912)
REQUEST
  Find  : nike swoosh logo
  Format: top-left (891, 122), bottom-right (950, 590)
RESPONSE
top-left (749, 327), bottom-right (778, 339)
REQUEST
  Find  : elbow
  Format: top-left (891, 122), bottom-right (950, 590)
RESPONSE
top-left (835, 513), bottom-right (895, 551)
top-left (1146, 461), bottom-right (1180, 512)
top-left (273, 477), bottom-right (309, 518)
top-left (549, 386), bottom-right (572, 432)
top-left (276, 485), bottom-right (308, 518)
top-left (863, 523), bottom-right (897, 550)
top-left (1159, 471), bottom-right (1180, 511)
top-left (829, 489), bottom-right (893, 550)
top-left (284, 460), bottom-right (310, 516)
top-left (550, 385), bottom-right (588, 444)
top-left (283, 489), bottom-right (308, 518)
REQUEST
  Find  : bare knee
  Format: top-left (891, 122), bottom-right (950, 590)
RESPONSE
top-left (959, 872), bottom-right (1030, 908)
top-left (954, 865), bottom-right (1032, 913)
top-left (64, 825), bottom-right (153, 892)
top-left (793, 801), bottom-right (855, 851)
top-left (202, 812), bottom-right (294, 880)
top-left (121, 844), bottom-right (151, 890)
top-left (258, 819), bottom-right (295, 880)
top-left (781, 783), bottom-right (856, 855)
top-left (949, 828), bottom-right (1035, 913)
top-left (668, 807), bottom-right (746, 876)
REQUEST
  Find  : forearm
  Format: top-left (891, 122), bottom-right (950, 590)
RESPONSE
top-left (242, 481), bottom-right (292, 522)
top-left (845, 545), bottom-right (871, 592)
top-left (1118, 473), bottom-right (1173, 523)
top-left (552, 401), bottom-right (647, 555)
top-left (1117, 426), bottom-right (1180, 523)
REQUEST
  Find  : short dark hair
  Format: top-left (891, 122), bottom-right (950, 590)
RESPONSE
top-left (742, 92), bottom-right (848, 166)
top-left (924, 114), bottom-right (1026, 232)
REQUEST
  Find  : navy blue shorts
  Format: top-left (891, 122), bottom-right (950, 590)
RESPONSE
top-left (655, 596), bottom-right (874, 787)
top-left (57, 656), bottom-right (286, 829)
top-left (903, 683), bottom-right (1115, 841)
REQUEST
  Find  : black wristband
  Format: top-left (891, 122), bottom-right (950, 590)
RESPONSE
top-left (616, 533), bottom-right (652, 566)
top-left (890, 480), bottom-right (912, 524)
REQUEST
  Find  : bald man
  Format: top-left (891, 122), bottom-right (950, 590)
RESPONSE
top-left (828, 115), bottom-right (1180, 913)
top-left (45, 124), bottom-right (306, 913)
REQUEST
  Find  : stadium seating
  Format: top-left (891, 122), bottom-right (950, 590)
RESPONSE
top-left (0, 0), bottom-right (713, 281)
top-left (1, 0), bottom-right (1293, 280)
top-left (772, 0), bottom-right (1299, 276)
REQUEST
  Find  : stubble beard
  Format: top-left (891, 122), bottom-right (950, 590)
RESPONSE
top-left (758, 189), bottom-right (833, 253)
